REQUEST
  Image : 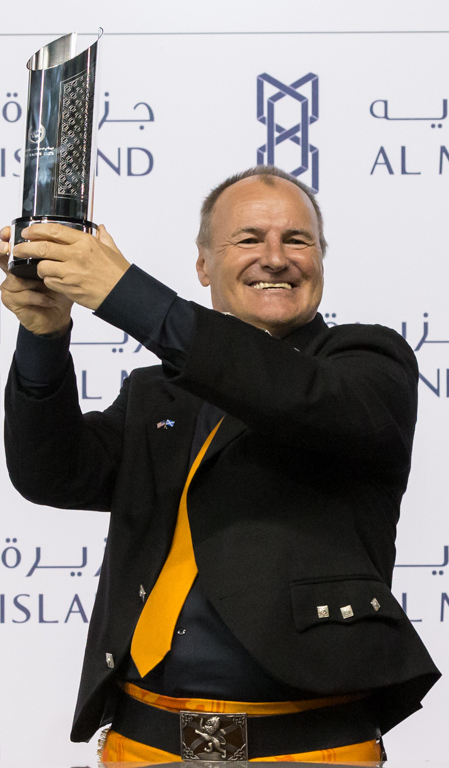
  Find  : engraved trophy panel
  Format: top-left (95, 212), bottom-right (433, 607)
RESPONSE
top-left (9, 30), bottom-right (101, 278)
top-left (57, 69), bottom-right (95, 203)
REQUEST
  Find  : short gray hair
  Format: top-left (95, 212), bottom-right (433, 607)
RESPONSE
top-left (196, 165), bottom-right (327, 255)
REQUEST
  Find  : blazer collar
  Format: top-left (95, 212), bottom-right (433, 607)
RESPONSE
top-left (201, 313), bottom-right (329, 465)
top-left (281, 312), bottom-right (328, 352)
top-left (151, 312), bottom-right (328, 477)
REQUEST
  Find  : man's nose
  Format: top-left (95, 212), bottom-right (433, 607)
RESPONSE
top-left (259, 239), bottom-right (288, 270)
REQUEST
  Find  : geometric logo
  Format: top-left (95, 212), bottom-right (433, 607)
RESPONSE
top-left (257, 73), bottom-right (319, 192)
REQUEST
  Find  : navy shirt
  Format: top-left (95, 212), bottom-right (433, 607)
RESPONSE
top-left (15, 264), bottom-right (306, 701)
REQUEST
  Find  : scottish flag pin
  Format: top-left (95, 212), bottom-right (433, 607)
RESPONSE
top-left (157, 419), bottom-right (175, 429)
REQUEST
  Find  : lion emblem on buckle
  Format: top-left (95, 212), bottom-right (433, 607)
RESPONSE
top-left (180, 710), bottom-right (248, 761)
top-left (195, 716), bottom-right (227, 758)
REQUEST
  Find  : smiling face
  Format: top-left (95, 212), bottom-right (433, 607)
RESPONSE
top-left (196, 175), bottom-right (324, 337)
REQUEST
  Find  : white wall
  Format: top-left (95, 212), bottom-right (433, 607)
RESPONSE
top-left (1, 2), bottom-right (448, 765)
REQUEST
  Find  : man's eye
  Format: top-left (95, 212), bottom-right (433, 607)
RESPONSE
top-left (288, 238), bottom-right (307, 246)
top-left (239, 237), bottom-right (258, 244)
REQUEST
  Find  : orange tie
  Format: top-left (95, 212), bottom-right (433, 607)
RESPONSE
top-left (131, 418), bottom-right (224, 678)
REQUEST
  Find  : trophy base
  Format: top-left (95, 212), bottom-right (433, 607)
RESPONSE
top-left (8, 216), bottom-right (98, 279)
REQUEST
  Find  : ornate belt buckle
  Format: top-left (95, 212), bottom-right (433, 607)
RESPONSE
top-left (180, 710), bottom-right (248, 761)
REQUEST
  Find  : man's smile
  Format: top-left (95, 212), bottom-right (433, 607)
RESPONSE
top-left (248, 281), bottom-right (295, 290)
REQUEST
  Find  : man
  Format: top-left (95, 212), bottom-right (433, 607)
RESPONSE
top-left (1, 166), bottom-right (440, 762)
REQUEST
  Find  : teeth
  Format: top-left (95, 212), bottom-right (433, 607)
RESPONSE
top-left (251, 282), bottom-right (293, 290)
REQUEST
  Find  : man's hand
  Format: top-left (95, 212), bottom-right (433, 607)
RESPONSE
top-left (10, 222), bottom-right (131, 311)
top-left (0, 226), bottom-right (73, 336)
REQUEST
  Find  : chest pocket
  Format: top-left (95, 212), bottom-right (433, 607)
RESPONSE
top-left (290, 577), bottom-right (404, 632)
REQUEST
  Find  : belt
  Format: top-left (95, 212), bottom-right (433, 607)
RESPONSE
top-left (112, 689), bottom-right (380, 760)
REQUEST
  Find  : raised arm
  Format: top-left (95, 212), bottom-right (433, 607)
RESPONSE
top-left (0, 224), bottom-right (131, 509)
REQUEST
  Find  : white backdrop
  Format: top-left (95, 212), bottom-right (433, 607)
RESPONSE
top-left (1, 2), bottom-right (449, 766)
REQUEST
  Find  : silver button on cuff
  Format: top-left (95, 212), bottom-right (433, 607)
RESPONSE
top-left (139, 584), bottom-right (146, 601)
top-left (106, 653), bottom-right (115, 668)
top-left (371, 598), bottom-right (381, 611)
top-left (340, 604), bottom-right (354, 619)
top-left (317, 605), bottom-right (329, 618)
top-left (176, 627), bottom-right (187, 636)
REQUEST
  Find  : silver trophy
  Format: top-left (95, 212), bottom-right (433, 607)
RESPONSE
top-left (9, 31), bottom-right (101, 278)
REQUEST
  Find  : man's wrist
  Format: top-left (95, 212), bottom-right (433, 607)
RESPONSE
top-left (94, 264), bottom-right (177, 344)
top-left (15, 321), bottom-right (72, 389)
top-left (37, 323), bottom-right (72, 339)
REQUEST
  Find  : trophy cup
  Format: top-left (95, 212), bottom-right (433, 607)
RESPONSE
top-left (9, 31), bottom-right (101, 278)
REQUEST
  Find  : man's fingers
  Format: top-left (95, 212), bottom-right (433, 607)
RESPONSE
top-left (0, 238), bottom-right (10, 263)
top-left (0, 226), bottom-right (11, 242)
top-left (36, 259), bottom-right (66, 281)
top-left (22, 222), bottom-right (86, 245)
top-left (0, 252), bottom-right (10, 275)
top-left (5, 223), bottom-right (129, 310)
top-left (13, 239), bottom-right (67, 262)
top-left (96, 224), bottom-right (120, 252)
top-left (1, 285), bottom-right (59, 311)
top-left (1, 270), bottom-right (44, 292)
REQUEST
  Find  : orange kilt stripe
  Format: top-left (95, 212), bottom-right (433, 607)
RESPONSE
top-left (101, 728), bottom-right (381, 764)
top-left (101, 685), bottom-right (382, 763)
top-left (120, 681), bottom-right (365, 715)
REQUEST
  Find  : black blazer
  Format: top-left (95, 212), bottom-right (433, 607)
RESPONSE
top-left (4, 309), bottom-right (440, 742)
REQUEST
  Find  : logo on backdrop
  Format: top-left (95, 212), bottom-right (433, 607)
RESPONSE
top-left (0, 90), bottom-right (155, 178)
top-left (368, 96), bottom-right (449, 175)
top-left (257, 73), bottom-right (319, 192)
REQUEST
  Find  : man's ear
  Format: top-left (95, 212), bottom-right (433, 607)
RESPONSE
top-left (196, 248), bottom-right (211, 287)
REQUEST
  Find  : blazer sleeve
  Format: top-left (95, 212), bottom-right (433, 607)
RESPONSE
top-left (93, 267), bottom-right (417, 468)
top-left (172, 304), bottom-right (418, 467)
top-left (4, 355), bottom-right (130, 510)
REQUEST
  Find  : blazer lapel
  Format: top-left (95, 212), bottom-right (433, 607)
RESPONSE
top-left (146, 376), bottom-right (247, 494)
top-left (200, 413), bottom-right (247, 468)
top-left (146, 315), bottom-right (328, 488)
top-left (181, 316), bottom-right (329, 471)
top-left (146, 380), bottom-right (203, 506)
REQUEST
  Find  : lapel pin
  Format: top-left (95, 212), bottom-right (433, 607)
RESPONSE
top-left (157, 419), bottom-right (175, 429)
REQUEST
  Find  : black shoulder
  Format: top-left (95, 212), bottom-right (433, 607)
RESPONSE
top-left (126, 363), bottom-right (164, 382)
top-left (323, 322), bottom-right (418, 377)
top-left (322, 322), bottom-right (414, 354)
